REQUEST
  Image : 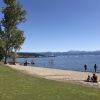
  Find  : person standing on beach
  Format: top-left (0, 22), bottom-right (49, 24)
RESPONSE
top-left (84, 64), bottom-right (87, 72)
top-left (94, 64), bottom-right (97, 72)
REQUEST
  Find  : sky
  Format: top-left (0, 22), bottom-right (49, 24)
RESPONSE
top-left (0, 0), bottom-right (100, 52)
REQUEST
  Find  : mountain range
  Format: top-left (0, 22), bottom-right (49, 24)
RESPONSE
top-left (18, 51), bottom-right (100, 58)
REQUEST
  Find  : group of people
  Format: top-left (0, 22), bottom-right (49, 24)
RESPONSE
top-left (84, 64), bottom-right (98, 83)
top-left (84, 64), bottom-right (97, 72)
top-left (86, 73), bottom-right (98, 82)
top-left (24, 60), bottom-right (35, 66)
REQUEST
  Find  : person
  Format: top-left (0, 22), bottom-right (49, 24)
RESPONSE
top-left (31, 60), bottom-right (35, 64)
top-left (86, 75), bottom-right (91, 82)
top-left (24, 60), bottom-right (28, 66)
top-left (94, 64), bottom-right (97, 72)
top-left (91, 73), bottom-right (98, 82)
top-left (84, 64), bottom-right (87, 72)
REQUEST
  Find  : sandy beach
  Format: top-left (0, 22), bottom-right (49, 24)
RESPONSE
top-left (8, 64), bottom-right (100, 88)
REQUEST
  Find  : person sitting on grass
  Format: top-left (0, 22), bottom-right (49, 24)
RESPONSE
top-left (91, 73), bottom-right (98, 83)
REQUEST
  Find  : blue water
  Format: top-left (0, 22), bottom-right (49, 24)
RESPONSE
top-left (16, 55), bottom-right (100, 72)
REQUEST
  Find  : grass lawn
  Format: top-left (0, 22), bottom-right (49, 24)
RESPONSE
top-left (0, 64), bottom-right (100, 100)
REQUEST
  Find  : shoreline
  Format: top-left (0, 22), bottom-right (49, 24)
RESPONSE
top-left (7, 64), bottom-right (100, 88)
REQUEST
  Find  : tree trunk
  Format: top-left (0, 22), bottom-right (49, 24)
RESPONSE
top-left (4, 48), bottom-right (8, 64)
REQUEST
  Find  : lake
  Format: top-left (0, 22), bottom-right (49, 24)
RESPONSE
top-left (16, 55), bottom-right (100, 72)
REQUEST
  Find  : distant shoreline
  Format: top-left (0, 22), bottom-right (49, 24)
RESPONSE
top-left (17, 51), bottom-right (100, 58)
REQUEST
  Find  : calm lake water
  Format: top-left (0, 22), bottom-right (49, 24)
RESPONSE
top-left (16, 55), bottom-right (100, 72)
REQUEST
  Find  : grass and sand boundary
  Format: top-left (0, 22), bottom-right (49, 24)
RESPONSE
top-left (8, 64), bottom-right (100, 88)
top-left (0, 63), bottom-right (100, 100)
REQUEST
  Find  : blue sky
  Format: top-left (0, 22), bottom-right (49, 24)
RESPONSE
top-left (0, 0), bottom-right (100, 52)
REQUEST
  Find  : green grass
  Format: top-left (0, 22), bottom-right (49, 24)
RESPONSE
top-left (0, 64), bottom-right (100, 100)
